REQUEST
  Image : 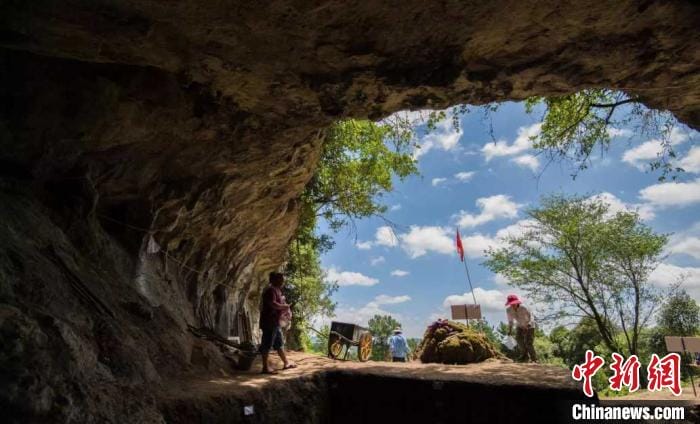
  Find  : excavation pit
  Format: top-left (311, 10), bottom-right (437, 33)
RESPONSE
top-left (158, 352), bottom-right (590, 423)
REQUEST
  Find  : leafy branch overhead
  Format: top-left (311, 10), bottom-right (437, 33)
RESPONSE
top-left (306, 119), bottom-right (419, 233)
top-left (283, 118), bottom-right (419, 349)
top-left (524, 89), bottom-right (682, 179)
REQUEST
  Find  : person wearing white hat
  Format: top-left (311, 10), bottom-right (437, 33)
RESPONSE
top-left (505, 294), bottom-right (537, 362)
top-left (388, 327), bottom-right (411, 362)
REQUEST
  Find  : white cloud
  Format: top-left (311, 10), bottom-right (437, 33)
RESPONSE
top-left (638, 178), bottom-right (700, 207)
top-left (454, 171), bottom-right (476, 182)
top-left (373, 294), bottom-right (411, 305)
top-left (375, 226), bottom-right (399, 247)
top-left (390, 269), bottom-right (410, 277)
top-left (331, 294), bottom-right (411, 327)
top-left (441, 287), bottom-right (545, 326)
top-left (390, 204), bottom-right (402, 211)
top-left (622, 140), bottom-right (666, 171)
top-left (494, 219), bottom-right (537, 240)
top-left (459, 233), bottom-right (502, 258)
top-left (588, 192), bottom-right (655, 220)
top-left (395, 219), bottom-right (534, 261)
top-left (455, 194), bottom-right (522, 228)
top-left (443, 287), bottom-right (510, 314)
top-left (648, 263), bottom-right (700, 299)
top-left (608, 127), bottom-right (633, 138)
top-left (454, 219), bottom-right (536, 259)
top-left (669, 127), bottom-right (691, 145)
top-left (399, 225), bottom-right (454, 258)
top-left (414, 118), bottom-right (462, 159)
top-left (667, 222), bottom-right (700, 260)
top-left (668, 237), bottom-right (700, 260)
top-left (356, 241), bottom-right (373, 250)
top-left (493, 273), bottom-right (510, 286)
top-left (511, 154), bottom-right (540, 171)
top-left (432, 177), bottom-right (447, 186)
top-left (679, 146), bottom-right (700, 174)
top-left (481, 123), bottom-right (542, 161)
top-left (326, 267), bottom-right (379, 287)
top-left (622, 127), bottom-right (690, 171)
top-left (370, 256), bottom-right (385, 266)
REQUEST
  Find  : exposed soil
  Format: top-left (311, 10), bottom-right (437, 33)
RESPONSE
top-left (158, 351), bottom-right (588, 423)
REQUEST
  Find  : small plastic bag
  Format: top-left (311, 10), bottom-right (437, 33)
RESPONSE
top-left (503, 336), bottom-right (517, 351)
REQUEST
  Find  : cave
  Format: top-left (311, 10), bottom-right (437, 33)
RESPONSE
top-left (1, 1), bottom-right (699, 422)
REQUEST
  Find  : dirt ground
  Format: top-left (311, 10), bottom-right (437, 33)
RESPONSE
top-left (160, 350), bottom-right (578, 401)
top-left (157, 351), bottom-right (700, 423)
top-left (162, 351), bottom-right (700, 401)
top-left (158, 351), bottom-right (584, 423)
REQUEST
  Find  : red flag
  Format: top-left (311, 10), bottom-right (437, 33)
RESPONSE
top-left (455, 229), bottom-right (464, 262)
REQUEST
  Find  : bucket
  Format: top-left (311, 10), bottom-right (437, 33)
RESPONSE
top-left (503, 336), bottom-right (517, 351)
top-left (236, 350), bottom-right (257, 371)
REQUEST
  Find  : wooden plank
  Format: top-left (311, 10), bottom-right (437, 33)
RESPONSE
top-left (465, 304), bottom-right (482, 320)
top-left (665, 336), bottom-right (684, 352)
top-left (450, 304), bottom-right (482, 320)
top-left (682, 337), bottom-right (700, 353)
top-left (451, 304), bottom-right (467, 320)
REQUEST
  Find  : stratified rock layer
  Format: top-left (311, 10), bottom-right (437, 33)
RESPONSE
top-left (1, 1), bottom-right (699, 421)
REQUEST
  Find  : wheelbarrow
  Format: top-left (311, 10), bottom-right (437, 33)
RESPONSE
top-left (327, 321), bottom-right (373, 362)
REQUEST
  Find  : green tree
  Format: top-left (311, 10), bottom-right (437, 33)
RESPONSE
top-left (285, 118), bottom-right (419, 347)
top-left (283, 237), bottom-right (337, 350)
top-left (368, 314), bottom-right (401, 361)
top-left (407, 338), bottom-right (421, 359)
top-left (303, 119), bottom-right (418, 233)
top-left (484, 194), bottom-right (667, 356)
top-left (471, 319), bottom-right (501, 347)
top-left (309, 324), bottom-right (330, 354)
top-left (648, 287), bottom-right (700, 356)
top-left (658, 287), bottom-right (700, 336)
top-left (524, 90), bottom-right (681, 178)
top-left (549, 318), bottom-right (605, 367)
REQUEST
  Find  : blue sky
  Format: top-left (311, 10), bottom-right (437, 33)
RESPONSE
top-left (318, 102), bottom-right (700, 338)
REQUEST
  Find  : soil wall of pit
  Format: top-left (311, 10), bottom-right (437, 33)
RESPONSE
top-left (158, 370), bottom-right (590, 424)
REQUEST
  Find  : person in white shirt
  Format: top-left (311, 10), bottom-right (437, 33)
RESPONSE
top-left (505, 294), bottom-right (537, 362)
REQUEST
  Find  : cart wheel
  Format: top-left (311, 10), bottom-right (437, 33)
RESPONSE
top-left (358, 332), bottom-right (372, 362)
top-left (328, 334), bottom-right (343, 359)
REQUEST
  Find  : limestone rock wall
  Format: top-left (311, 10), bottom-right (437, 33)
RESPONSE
top-left (0, 0), bottom-right (699, 421)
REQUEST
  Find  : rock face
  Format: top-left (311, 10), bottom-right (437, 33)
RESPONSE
top-left (0, 1), bottom-right (699, 421)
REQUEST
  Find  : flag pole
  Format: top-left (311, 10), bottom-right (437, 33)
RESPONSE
top-left (463, 258), bottom-right (477, 305)
top-left (456, 228), bottom-right (477, 305)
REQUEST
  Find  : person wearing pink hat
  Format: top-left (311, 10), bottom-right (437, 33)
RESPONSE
top-left (505, 294), bottom-right (537, 362)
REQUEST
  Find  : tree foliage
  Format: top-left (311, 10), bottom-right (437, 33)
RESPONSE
top-left (549, 318), bottom-right (605, 367)
top-left (647, 287), bottom-right (700, 357)
top-left (484, 194), bottom-right (667, 356)
top-left (283, 232), bottom-right (337, 350)
top-left (657, 287), bottom-right (700, 337)
top-left (303, 119), bottom-right (418, 233)
top-left (285, 118), bottom-right (419, 348)
top-left (368, 314), bottom-right (401, 361)
top-left (524, 89), bottom-right (681, 178)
